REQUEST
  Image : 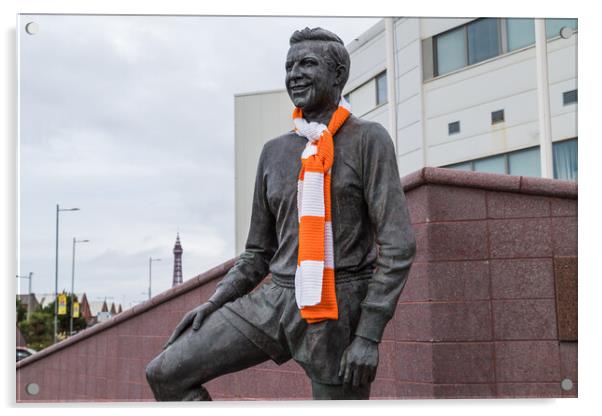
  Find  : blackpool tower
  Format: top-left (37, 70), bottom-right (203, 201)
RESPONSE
top-left (172, 233), bottom-right (183, 287)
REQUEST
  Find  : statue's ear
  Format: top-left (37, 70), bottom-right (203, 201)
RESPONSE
top-left (334, 64), bottom-right (347, 87)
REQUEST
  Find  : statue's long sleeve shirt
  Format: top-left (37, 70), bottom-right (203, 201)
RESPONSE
top-left (211, 115), bottom-right (416, 343)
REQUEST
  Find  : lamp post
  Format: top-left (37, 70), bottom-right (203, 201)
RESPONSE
top-left (16, 272), bottom-right (33, 320)
top-left (54, 204), bottom-right (80, 344)
top-left (70, 237), bottom-right (89, 336)
top-left (148, 257), bottom-right (161, 300)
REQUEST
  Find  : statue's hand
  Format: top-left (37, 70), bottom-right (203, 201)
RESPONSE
top-left (163, 302), bottom-right (217, 349)
top-left (338, 336), bottom-right (379, 389)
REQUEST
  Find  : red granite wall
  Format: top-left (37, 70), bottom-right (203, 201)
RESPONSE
top-left (16, 168), bottom-right (577, 402)
top-left (398, 170), bottom-right (578, 399)
top-left (16, 262), bottom-right (227, 402)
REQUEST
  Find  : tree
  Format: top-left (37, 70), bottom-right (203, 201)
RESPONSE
top-left (18, 310), bottom-right (53, 350)
top-left (17, 292), bottom-right (88, 350)
top-left (16, 298), bottom-right (27, 323)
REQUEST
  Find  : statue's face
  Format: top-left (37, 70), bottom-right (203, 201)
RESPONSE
top-left (285, 41), bottom-right (338, 111)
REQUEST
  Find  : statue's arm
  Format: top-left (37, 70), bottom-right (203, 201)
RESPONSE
top-left (164, 146), bottom-right (276, 349)
top-left (208, 145), bottom-right (278, 308)
top-left (339, 123), bottom-right (416, 386)
top-left (355, 122), bottom-right (416, 343)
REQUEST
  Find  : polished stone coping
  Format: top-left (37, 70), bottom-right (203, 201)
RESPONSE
top-left (402, 167), bottom-right (577, 199)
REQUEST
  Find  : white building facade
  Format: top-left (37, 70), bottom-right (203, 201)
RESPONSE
top-left (234, 17), bottom-right (578, 253)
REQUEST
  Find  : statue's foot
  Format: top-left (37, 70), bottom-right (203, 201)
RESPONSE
top-left (198, 386), bottom-right (212, 401)
top-left (182, 386), bottom-right (212, 401)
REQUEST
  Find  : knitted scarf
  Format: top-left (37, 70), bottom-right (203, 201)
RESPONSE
top-left (293, 96), bottom-right (351, 323)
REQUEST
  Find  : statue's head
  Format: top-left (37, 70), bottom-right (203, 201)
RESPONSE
top-left (286, 27), bottom-right (350, 112)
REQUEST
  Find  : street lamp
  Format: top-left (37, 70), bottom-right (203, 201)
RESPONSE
top-left (70, 237), bottom-right (90, 336)
top-left (54, 204), bottom-right (80, 344)
top-left (16, 272), bottom-right (33, 320)
top-left (148, 257), bottom-right (161, 300)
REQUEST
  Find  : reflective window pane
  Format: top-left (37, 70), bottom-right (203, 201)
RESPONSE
top-left (507, 18), bottom-right (535, 51)
top-left (509, 147), bottom-right (541, 177)
top-left (376, 72), bottom-right (387, 105)
top-left (474, 154), bottom-right (506, 174)
top-left (468, 18), bottom-right (500, 65)
top-left (546, 18), bottom-right (578, 39)
top-left (447, 162), bottom-right (472, 171)
top-left (436, 27), bottom-right (466, 75)
top-left (553, 139), bottom-right (578, 181)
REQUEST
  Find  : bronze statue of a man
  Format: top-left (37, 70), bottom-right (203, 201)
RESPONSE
top-left (146, 27), bottom-right (416, 401)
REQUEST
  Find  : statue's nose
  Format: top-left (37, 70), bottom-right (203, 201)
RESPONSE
top-left (289, 62), bottom-right (305, 79)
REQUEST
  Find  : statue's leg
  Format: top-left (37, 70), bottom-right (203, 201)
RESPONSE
top-left (146, 309), bottom-right (270, 401)
top-left (311, 381), bottom-right (371, 400)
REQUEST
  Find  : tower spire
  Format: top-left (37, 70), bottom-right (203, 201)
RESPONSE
top-left (172, 233), bottom-right (183, 287)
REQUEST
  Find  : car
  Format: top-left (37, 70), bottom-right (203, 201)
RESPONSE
top-left (16, 347), bottom-right (36, 362)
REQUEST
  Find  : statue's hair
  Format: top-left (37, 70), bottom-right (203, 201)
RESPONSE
top-left (289, 27), bottom-right (350, 89)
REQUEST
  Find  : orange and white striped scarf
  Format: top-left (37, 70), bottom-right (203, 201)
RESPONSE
top-left (293, 97), bottom-right (351, 323)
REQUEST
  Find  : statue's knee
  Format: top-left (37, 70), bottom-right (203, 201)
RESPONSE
top-left (146, 356), bottom-right (167, 388)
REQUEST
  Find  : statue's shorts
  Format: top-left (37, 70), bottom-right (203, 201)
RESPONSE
top-left (217, 274), bottom-right (371, 385)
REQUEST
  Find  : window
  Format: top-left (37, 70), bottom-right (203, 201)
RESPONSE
top-left (445, 147), bottom-right (541, 177)
top-left (507, 18), bottom-right (535, 51)
top-left (553, 139), bottom-right (578, 180)
top-left (474, 154), bottom-right (506, 174)
top-left (446, 161), bottom-right (472, 171)
top-left (428, 17), bottom-right (574, 80)
top-left (546, 19), bottom-right (578, 39)
top-left (508, 147), bottom-right (540, 177)
top-left (435, 27), bottom-right (466, 76)
top-left (448, 121), bottom-right (460, 135)
top-left (435, 19), bottom-right (501, 76)
top-left (376, 71), bottom-right (387, 105)
top-left (444, 142), bottom-right (577, 182)
top-left (467, 18), bottom-right (501, 65)
top-left (343, 72), bottom-right (387, 115)
top-left (491, 109), bottom-right (505, 124)
top-left (563, 89), bottom-right (577, 105)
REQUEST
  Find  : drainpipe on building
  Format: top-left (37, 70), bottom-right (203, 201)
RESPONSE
top-left (417, 18), bottom-right (428, 168)
top-left (384, 17), bottom-right (398, 150)
top-left (535, 18), bottom-right (554, 179)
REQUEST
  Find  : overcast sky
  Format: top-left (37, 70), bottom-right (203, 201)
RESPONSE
top-left (17, 14), bottom-right (380, 309)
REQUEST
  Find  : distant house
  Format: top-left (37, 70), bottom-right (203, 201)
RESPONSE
top-left (36, 293), bottom-right (57, 310)
top-left (78, 293), bottom-right (93, 324)
top-left (18, 292), bottom-right (122, 328)
top-left (85, 298), bottom-right (123, 326)
top-left (17, 294), bottom-right (40, 315)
